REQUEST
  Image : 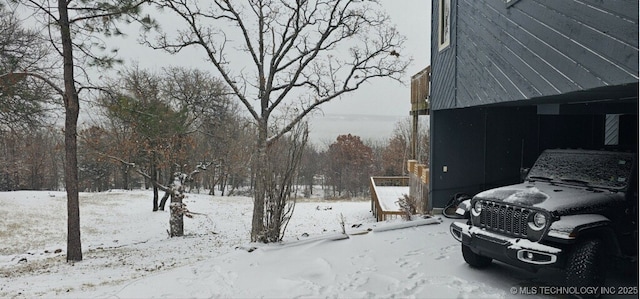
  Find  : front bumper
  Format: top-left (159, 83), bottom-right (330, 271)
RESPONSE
top-left (450, 222), bottom-right (565, 270)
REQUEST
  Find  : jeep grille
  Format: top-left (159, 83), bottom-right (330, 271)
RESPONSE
top-left (476, 200), bottom-right (530, 237)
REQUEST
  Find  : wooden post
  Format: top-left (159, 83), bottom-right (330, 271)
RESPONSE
top-left (407, 160), bottom-right (417, 174)
top-left (410, 66), bottom-right (431, 160)
top-left (416, 164), bottom-right (425, 213)
top-left (421, 167), bottom-right (430, 213)
top-left (412, 112), bottom-right (419, 160)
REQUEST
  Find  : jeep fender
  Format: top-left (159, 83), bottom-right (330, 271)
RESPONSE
top-left (548, 214), bottom-right (620, 256)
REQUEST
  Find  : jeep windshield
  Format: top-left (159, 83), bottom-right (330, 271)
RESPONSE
top-left (526, 150), bottom-right (634, 192)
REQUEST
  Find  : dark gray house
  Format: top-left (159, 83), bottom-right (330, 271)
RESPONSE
top-left (429, 0), bottom-right (639, 208)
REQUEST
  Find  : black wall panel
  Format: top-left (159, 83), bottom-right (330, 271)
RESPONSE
top-left (537, 115), bottom-right (605, 151)
top-left (430, 108), bottom-right (486, 208)
top-left (430, 107), bottom-right (539, 208)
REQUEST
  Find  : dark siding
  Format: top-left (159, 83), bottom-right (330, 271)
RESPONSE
top-left (456, 0), bottom-right (544, 107)
top-left (431, 0), bottom-right (458, 110)
top-left (430, 108), bottom-right (486, 208)
top-left (429, 107), bottom-right (539, 208)
top-left (513, 1), bottom-right (637, 85)
top-left (544, 0), bottom-right (639, 47)
top-left (537, 115), bottom-right (605, 151)
top-left (434, 0), bottom-right (639, 110)
top-left (484, 107), bottom-right (538, 189)
top-left (619, 114), bottom-right (639, 151)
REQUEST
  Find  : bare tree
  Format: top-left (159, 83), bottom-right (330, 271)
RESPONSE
top-left (162, 66), bottom-right (240, 195)
top-left (100, 66), bottom-right (232, 210)
top-left (196, 114), bottom-right (252, 196)
top-left (392, 117), bottom-right (429, 166)
top-left (262, 121), bottom-right (309, 242)
top-left (104, 67), bottom-right (183, 211)
top-left (78, 126), bottom-right (114, 192)
top-left (146, 0), bottom-right (409, 242)
top-left (7, 0), bottom-right (155, 261)
top-left (104, 155), bottom-right (211, 237)
top-left (0, 127), bottom-right (62, 191)
top-left (298, 143), bottom-right (320, 198)
top-left (325, 134), bottom-right (374, 198)
top-left (381, 135), bottom-right (408, 175)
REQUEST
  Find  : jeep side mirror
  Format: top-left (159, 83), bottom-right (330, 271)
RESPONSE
top-left (520, 167), bottom-right (530, 182)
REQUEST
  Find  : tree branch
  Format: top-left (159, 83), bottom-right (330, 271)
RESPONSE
top-left (1, 72), bottom-right (64, 97)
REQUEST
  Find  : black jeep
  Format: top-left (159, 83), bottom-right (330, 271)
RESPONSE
top-left (450, 149), bottom-right (638, 287)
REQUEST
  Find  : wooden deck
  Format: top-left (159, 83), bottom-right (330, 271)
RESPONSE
top-left (369, 177), bottom-right (410, 221)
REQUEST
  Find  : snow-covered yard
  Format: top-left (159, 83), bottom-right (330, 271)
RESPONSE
top-left (0, 190), bottom-right (635, 298)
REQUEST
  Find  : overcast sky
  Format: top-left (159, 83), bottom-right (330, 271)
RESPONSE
top-left (109, 0), bottom-right (432, 118)
top-left (320, 0), bottom-right (432, 116)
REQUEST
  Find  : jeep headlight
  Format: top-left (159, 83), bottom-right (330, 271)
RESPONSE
top-left (529, 212), bottom-right (546, 230)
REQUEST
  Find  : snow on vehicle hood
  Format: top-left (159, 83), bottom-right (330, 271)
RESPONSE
top-left (474, 182), bottom-right (624, 215)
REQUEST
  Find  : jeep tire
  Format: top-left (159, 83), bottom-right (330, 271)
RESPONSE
top-left (462, 244), bottom-right (492, 268)
top-left (566, 238), bottom-right (605, 289)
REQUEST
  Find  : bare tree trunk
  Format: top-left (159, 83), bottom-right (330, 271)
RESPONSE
top-left (169, 191), bottom-right (184, 237)
top-left (208, 173), bottom-right (215, 196)
top-left (168, 171), bottom-right (192, 237)
top-left (159, 164), bottom-right (176, 210)
top-left (159, 191), bottom-right (170, 210)
top-left (152, 186), bottom-right (159, 210)
top-left (152, 160), bottom-right (159, 211)
top-left (252, 121), bottom-right (308, 242)
top-left (58, 0), bottom-right (82, 262)
top-left (251, 121), bottom-right (268, 242)
top-left (119, 165), bottom-right (128, 189)
top-left (219, 172), bottom-right (228, 196)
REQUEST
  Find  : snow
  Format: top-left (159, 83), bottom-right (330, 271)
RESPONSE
top-left (455, 224), bottom-right (562, 255)
top-left (0, 189), bottom-right (630, 298)
top-left (502, 187), bottom-right (548, 205)
top-left (507, 239), bottom-right (563, 255)
top-left (373, 186), bottom-right (409, 211)
top-left (548, 214), bottom-right (610, 238)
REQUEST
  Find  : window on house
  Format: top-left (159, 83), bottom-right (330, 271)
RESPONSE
top-left (438, 0), bottom-right (451, 51)
top-left (605, 114), bottom-right (620, 146)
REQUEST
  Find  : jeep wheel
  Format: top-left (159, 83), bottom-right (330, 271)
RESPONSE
top-left (462, 244), bottom-right (492, 268)
top-left (566, 239), bottom-right (605, 288)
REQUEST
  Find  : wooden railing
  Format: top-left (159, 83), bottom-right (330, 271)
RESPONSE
top-left (369, 161), bottom-right (430, 222)
top-left (370, 176), bottom-right (409, 222)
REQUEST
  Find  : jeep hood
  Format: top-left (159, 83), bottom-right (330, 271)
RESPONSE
top-left (473, 182), bottom-right (624, 215)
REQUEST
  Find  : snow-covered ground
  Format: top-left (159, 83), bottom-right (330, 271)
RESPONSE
top-left (0, 190), bottom-right (635, 298)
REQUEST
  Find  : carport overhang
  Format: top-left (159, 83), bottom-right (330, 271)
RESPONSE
top-left (428, 83), bottom-right (639, 209)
